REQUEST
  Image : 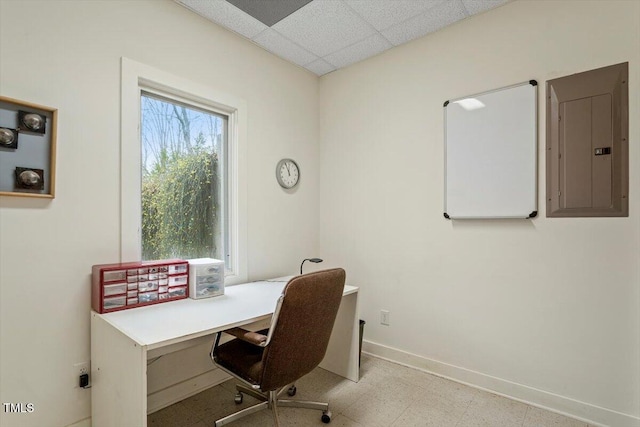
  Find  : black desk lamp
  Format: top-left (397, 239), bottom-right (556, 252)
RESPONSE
top-left (300, 258), bottom-right (323, 274)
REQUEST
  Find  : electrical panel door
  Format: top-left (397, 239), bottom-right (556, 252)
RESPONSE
top-left (546, 63), bottom-right (628, 217)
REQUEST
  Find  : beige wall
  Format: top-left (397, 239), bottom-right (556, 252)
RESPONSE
top-left (0, 1), bottom-right (319, 426)
top-left (318, 1), bottom-right (639, 426)
top-left (1, 0), bottom-right (639, 426)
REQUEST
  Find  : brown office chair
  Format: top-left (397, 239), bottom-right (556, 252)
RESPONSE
top-left (210, 268), bottom-right (346, 426)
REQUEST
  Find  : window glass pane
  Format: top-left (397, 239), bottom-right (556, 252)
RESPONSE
top-left (140, 92), bottom-right (227, 262)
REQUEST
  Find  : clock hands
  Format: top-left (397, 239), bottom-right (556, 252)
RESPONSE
top-left (276, 159), bottom-right (299, 188)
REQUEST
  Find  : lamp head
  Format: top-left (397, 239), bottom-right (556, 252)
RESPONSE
top-left (300, 257), bottom-right (323, 274)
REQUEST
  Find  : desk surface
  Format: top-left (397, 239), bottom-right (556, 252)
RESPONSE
top-left (98, 277), bottom-right (358, 350)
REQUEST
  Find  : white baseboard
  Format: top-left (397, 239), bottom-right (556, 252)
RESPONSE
top-left (148, 368), bottom-right (231, 413)
top-left (69, 367), bottom-right (230, 426)
top-left (362, 340), bottom-right (640, 427)
top-left (65, 418), bottom-right (91, 427)
top-left (67, 417), bottom-right (91, 427)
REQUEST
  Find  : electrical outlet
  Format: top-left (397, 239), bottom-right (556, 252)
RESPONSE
top-left (74, 362), bottom-right (90, 388)
top-left (380, 310), bottom-right (390, 326)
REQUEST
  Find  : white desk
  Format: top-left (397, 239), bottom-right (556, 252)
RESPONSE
top-left (91, 278), bottom-right (360, 427)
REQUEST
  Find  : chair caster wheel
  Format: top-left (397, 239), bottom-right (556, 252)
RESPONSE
top-left (321, 410), bottom-right (331, 423)
top-left (234, 392), bottom-right (243, 404)
top-left (287, 385), bottom-right (297, 396)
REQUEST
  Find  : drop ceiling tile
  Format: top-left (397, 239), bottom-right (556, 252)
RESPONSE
top-left (272, 0), bottom-right (376, 58)
top-left (381, 0), bottom-right (468, 46)
top-left (252, 28), bottom-right (318, 66)
top-left (226, 0), bottom-right (313, 26)
top-left (462, 0), bottom-right (509, 15)
top-left (177, 0), bottom-right (268, 39)
top-left (345, 0), bottom-right (447, 31)
top-left (176, 0), bottom-right (513, 75)
top-left (304, 59), bottom-right (336, 76)
top-left (324, 34), bottom-right (392, 69)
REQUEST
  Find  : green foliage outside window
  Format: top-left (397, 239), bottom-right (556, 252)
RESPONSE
top-left (140, 93), bottom-right (224, 261)
top-left (141, 146), bottom-right (218, 260)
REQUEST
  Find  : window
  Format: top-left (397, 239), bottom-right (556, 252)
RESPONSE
top-left (121, 58), bottom-right (247, 284)
top-left (140, 92), bottom-right (228, 263)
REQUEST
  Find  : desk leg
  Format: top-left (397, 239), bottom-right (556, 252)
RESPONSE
top-left (91, 313), bottom-right (147, 427)
top-left (320, 291), bottom-right (360, 382)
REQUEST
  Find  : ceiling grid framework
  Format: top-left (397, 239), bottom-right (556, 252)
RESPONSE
top-left (176, 0), bottom-right (511, 76)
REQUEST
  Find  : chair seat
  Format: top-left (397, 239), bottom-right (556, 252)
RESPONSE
top-left (215, 329), bottom-right (268, 387)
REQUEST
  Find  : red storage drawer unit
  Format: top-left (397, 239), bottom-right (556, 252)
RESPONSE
top-left (92, 259), bottom-right (189, 313)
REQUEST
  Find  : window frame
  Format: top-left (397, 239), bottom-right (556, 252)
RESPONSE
top-left (121, 57), bottom-right (247, 285)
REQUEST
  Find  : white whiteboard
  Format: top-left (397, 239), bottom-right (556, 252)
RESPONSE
top-left (444, 81), bottom-right (537, 219)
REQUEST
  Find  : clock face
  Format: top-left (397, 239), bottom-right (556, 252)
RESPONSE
top-left (276, 159), bottom-right (300, 189)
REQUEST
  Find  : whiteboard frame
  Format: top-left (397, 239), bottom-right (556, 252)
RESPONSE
top-left (444, 81), bottom-right (538, 219)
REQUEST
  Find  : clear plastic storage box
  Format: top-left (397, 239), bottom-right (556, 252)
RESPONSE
top-left (188, 258), bottom-right (225, 299)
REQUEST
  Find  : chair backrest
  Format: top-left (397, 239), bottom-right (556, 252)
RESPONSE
top-left (259, 268), bottom-right (346, 391)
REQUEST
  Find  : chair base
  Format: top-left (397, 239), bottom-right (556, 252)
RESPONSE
top-left (214, 384), bottom-right (332, 426)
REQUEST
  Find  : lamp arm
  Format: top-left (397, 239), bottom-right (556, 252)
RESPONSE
top-left (300, 258), bottom-right (323, 274)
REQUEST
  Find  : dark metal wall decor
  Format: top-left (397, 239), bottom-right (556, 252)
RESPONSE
top-left (14, 167), bottom-right (44, 191)
top-left (18, 111), bottom-right (46, 134)
top-left (0, 96), bottom-right (57, 198)
top-left (0, 127), bottom-right (19, 149)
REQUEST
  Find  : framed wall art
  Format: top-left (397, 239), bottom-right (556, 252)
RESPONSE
top-left (0, 96), bottom-right (57, 198)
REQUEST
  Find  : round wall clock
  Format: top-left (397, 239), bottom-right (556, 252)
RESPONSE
top-left (276, 158), bottom-right (300, 189)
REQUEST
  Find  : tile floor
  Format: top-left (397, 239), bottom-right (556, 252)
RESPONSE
top-left (148, 354), bottom-right (594, 427)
